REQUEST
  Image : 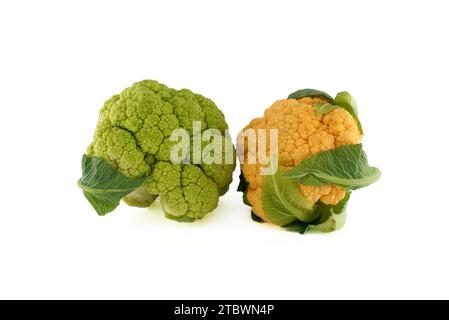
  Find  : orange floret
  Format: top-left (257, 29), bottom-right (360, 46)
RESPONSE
top-left (240, 96), bottom-right (362, 222)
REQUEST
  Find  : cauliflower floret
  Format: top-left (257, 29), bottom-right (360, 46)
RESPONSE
top-left (147, 162), bottom-right (219, 220)
top-left (299, 184), bottom-right (347, 205)
top-left (240, 96), bottom-right (362, 222)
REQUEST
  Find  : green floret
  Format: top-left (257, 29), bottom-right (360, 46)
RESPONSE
top-left (147, 162), bottom-right (219, 221)
top-left (194, 135), bottom-right (236, 196)
top-left (81, 80), bottom-right (235, 220)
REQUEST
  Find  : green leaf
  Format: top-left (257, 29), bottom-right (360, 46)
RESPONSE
top-left (288, 88), bottom-right (334, 102)
top-left (123, 186), bottom-right (158, 208)
top-left (284, 144), bottom-right (381, 190)
top-left (334, 91), bottom-right (363, 134)
top-left (262, 157), bottom-right (318, 226)
top-left (251, 211), bottom-right (264, 223)
top-left (284, 193), bottom-right (351, 234)
top-left (308, 204), bottom-right (348, 233)
top-left (283, 219), bottom-right (309, 234)
top-left (332, 191), bottom-right (351, 214)
top-left (309, 192), bottom-right (350, 233)
top-left (313, 103), bottom-right (339, 115)
top-left (237, 170), bottom-right (249, 192)
top-left (242, 193), bottom-right (251, 206)
top-left (237, 170), bottom-right (251, 206)
top-left (78, 155), bottom-right (146, 216)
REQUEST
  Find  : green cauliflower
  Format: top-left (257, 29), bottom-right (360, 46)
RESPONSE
top-left (79, 80), bottom-right (236, 222)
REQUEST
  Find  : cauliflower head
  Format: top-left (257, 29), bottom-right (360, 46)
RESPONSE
top-left (240, 95), bottom-right (362, 222)
top-left (85, 80), bottom-right (235, 221)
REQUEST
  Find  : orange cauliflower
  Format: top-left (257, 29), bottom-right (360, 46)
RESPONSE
top-left (239, 96), bottom-right (362, 222)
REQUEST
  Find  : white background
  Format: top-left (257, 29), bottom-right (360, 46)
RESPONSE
top-left (1, 0), bottom-right (448, 300)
